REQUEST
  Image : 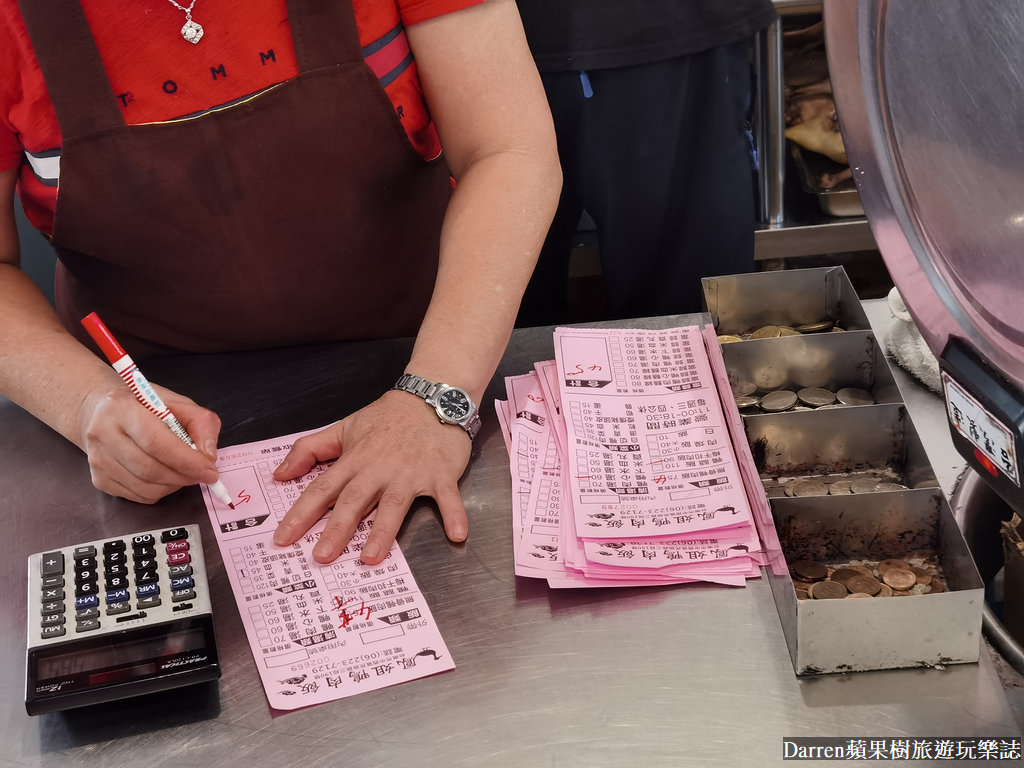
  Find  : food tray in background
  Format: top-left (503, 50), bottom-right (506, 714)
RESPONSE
top-left (791, 143), bottom-right (864, 218)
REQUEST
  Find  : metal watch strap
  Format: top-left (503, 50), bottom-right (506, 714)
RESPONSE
top-left (392, 373), bottom-right (482, 440)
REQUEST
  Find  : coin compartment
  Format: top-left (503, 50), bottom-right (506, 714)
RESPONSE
top-left (701, 266), bottom-right (870, 339)
top-left (742, 404), bottom-right (939, 498)
top-left (765, 489), bottom-right (983, 675)
top-left (719, 331), bottom-right (900, 410)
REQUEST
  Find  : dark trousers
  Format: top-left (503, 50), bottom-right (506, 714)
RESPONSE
top-left (517, 40), bottom-right (757, 326)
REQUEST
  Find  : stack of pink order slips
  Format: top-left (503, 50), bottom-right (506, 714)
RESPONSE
top-left (495, 324), bottom-right (772, 588)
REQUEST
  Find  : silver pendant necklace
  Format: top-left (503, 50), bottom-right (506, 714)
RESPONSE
top-left (166, 0), bottom-right (204, 44)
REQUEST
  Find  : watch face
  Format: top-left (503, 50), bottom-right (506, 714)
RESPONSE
top-left (437, 388), bottom-right (471, 422)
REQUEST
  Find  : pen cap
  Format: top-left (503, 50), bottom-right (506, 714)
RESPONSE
top-left (81, 312), bottom-right (128, 364)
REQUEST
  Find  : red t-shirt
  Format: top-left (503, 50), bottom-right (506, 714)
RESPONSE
top-left (0, 0), bottom-right (479, 233)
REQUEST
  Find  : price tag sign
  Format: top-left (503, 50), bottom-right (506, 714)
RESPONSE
top-left (942, 371), bottom-right (1019, 486)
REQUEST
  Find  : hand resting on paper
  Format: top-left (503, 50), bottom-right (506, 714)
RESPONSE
top-left (77, 380), bottom-right (223, 504)
top-left (271, 390), bottom-right (472, 565)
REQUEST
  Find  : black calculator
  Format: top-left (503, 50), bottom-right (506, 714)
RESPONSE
top-left (25, 524), bottom-right (220, 715)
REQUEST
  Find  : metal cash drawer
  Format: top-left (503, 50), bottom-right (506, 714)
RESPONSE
top-left (703, 266), bottom-right (984, 675)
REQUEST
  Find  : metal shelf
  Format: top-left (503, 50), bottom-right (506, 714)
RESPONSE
top-left (754, 0), bottom-right (876, 261)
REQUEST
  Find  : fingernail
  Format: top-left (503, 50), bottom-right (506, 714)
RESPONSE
top-left (274, 459), bottom-right (290, 476)
top-left (273, 522), bottom-right (293, 546)
top-left (202, 439), bottom-right (218, 457)
top-left (451, 523), bottom-right (468, 542)
top-left (361, 541), bottom-right (380, 562)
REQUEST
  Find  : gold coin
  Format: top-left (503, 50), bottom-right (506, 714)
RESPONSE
top-left (810, 580), bottom-right (848, 599)
top-left (830, 568), bottom-right (864, 586)
top-left (882, 568), bottom-right (917, 590)
top-left (846, 574), bottom-right (883, 596)
top-left (910, 566), bottom-right (933, 586)
top-left (846, 592), bottom-right (873, 598)
top-left (796, 320), bottom-right (835, 333)
top-left (792, 579), bottom-right (816, 592)
top-left (828, 480), bottom-right (853, 495)
top-left (831, 326), bottom-right (846, 332)
top-left (791, 560), bottom-right (828, 581)
top-left (875, 482), bottom-right (908, 492)
top-left (892, 589), bottom-right (914, 596)
top-left (718, 334), bottom-right (743, 344)
top-left (750, 325), bottom-right (784, 339)
top-left (795, 588), bottom-right (810, 600)
top-left (778, 326), bottom-right (801, 336)
top-left (928, 578), bottom-right (947, 594)
top-left (849, 564), bottom-right (875, 578)
top-left (876, 583), bottom-right (894, 597)
top-left (877, 558), bottom-right (911, 574)
top-left (850, 477), bottom-right (881, 494)
top-left (788, 479), bottom-right (829, 497)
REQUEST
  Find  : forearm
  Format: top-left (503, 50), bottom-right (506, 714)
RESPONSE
top-left (0, 262), bottom-right (115, 447)
top-left (407, 148), bottom-right (560, 401)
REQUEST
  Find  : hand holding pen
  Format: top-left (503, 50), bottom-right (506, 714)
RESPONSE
top-left (80, 312), bottom-right (235, 509)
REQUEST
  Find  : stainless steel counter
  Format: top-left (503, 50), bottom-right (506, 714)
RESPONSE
top-left (1, 309), bottom-right (1018, 768)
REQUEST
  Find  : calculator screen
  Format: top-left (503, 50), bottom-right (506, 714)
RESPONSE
top-left (36, 626), bottom-right (206, 682)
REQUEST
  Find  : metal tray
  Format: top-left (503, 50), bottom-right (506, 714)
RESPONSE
top-left (790, 143), bottom-right (864, 217)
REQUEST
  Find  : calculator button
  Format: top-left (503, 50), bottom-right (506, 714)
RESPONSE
top-left (165, 540), bottom-right (190, 554)
top-left (76, 617), bottom-right (101, 632)
top-left (40, 552), bottom-right (64, 577)
top-left (75, 581), bottom-right (98, 598)
top-left (75, 607), bottom-right (100, 620)
top-left (41, 575), bottom-right (64, 589)
top-left (172, 588), bottom-right (197, 603)
top-left (105, 575), bottom-right (130, 592)
top-left (74, 568), bottom-right (98, 585)
top-left (103, 539), bottom-right (127, 553)
top-left (73, 545), bottom-right (97, 560)
top-left (161, 527), bottom-right (190, 542)
top-left (133, 546), bottom-right (157, 561)
top-left (137, 596), bottom-right (162, 609)
top-left (105, 588), bottom-right (131, 604)
top-left (41, 624), bottom-right (66, 639)
top-left (105, 563), bottom-right (128, 578)
top-left (134, 557), bottom-right (157, 572)
top-left (75, 555), bottom-right (98, 570)
top-left (106, 601), bottom-right (132, 616)
top-left (104, 550), bottom-right (127, 567)
top-left (40, 612), bottom-right (65, 627)
top-left (136, 583), bottom-right (160, 599)
top-left (75, 594), bottom-right (99, 610)
top-left (131, 534), bottom-right (156, 548)
top-left (168, 564), bottom-right (193, 577)
top-left (170, 576), bottom-right (195, 592)
top-left (41, 600), bottom-right (65, 615)
top-left (167, 551), bottom-right (192, 566)
top-left (41, 587), bottom-right (65, 602)
top-left (135, 569), bottom-right (159, 584)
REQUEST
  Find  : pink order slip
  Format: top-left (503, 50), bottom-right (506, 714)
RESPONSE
top-left (200, 429), bottom-right (454, 711)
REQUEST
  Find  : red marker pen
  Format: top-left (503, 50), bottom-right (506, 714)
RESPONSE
top-left (81, 312), bottom-right (235, 509)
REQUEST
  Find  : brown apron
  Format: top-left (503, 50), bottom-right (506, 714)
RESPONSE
top-left (18, 0), bottom-right (451, 358)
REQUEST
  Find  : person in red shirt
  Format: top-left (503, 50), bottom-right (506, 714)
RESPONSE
top-left (0, 0), bottom-right (561, 564)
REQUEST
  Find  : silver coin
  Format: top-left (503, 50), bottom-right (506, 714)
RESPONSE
top-left (789, 479), bottom-right (830, 497)
top-left (795, 320), bottom-right (835, 333)
top-left (760, 390), bottom-right (798, 412)
top-left (836, 387), bottom-right (875, 406)
top-left (850, 477), bottom-right (882, 494)
top-left (732, 381), bottom-right (757, 397)
top-left (734, 395), bottom-right (761, 409)
top-left (797, 387), bottom-right (837, 407)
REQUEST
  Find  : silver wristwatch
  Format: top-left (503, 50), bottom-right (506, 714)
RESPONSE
top-left (392, 373), bottom-right (482, 440)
